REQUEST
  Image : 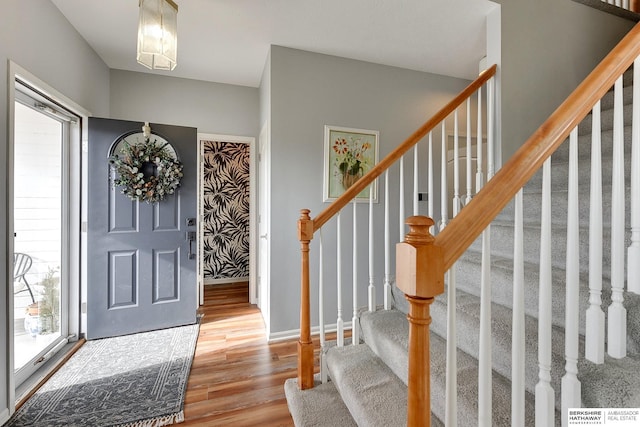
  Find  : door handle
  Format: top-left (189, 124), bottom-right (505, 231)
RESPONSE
top-left (260, 234), bottom-right (268, 239)
top-left (186, 231), bottom-right (196, 260)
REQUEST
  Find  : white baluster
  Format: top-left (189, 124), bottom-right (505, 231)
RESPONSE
top-left (478, 82), bottom-right (494, 423)
top-left (445, 267), bottom-right (457, 427)
top-left (535, 158), bottom-right (555, 427)
top-left (487, 77), bottom-right (495, 180)
top-left (441, 122), bottom-right (448, 230)
top-left (414, 145), bottom-right (419, 216)
top-left (337, 211), bottom-right (344, 347)
top-left (628, 58), bottom-right (640, 295)
top-left (562, 127), bottom-right (581, 427)
top-left (476, 85), bottom-right (484, 192)
top-left (442, 118), bottom-right (455, 425)
top-left (319, 229), bottom-right (328, 383)
top-left (586, 101), bottom-right (605, 364)
top-left (453, 109), bottom-right (461, 217)
top-left (478, 223), bottom-right (492, 426)
top-left (352, 201), bottom-right (359, 345)
top-left (384, 171), bottom-right (392, 310)
top-left (400, 155), bottom-right (405, 240)
top-left (512, 189), bottom-right (525, 426)
top-left (368, 183), bottom-right (376, 312)
top-left (608, 75), bottom-right (627, 359)
top-left (428, 132), bottom-right (434, 229)
top-left (466, 98), bottom-right (473, 205)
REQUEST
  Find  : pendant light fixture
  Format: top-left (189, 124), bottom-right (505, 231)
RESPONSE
top-left (137, 0), bottom-right (178, 71)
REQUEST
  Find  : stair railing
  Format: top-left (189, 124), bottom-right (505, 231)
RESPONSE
top-left (422, 22), bottom-right (640, 426)
top-left (296, 64), bottom-right (498, 392)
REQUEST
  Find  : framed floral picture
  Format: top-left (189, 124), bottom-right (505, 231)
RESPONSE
top-left (323, 125), bottom-right (379, 202)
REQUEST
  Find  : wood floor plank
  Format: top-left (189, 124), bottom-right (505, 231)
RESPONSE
top-left (182, 282), bottom-right (295, 426)
top-left (183, 282), bottom-right (350, 426)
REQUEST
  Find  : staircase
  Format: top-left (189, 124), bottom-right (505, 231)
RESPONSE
top-left (286, 21), bottom-right (640, 427)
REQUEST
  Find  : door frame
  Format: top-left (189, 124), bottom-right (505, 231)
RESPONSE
top-left (196, 133), bottom-right (257, 305)
top-left (257, 122), bottom-right (270, 336)
top-left (6, 61), bottom-right (89, 415)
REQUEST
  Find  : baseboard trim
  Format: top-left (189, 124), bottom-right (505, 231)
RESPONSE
top-left (0, 408), bottom-right (9, 425)
top-left (204, 277), bottom-right (249, 285)
top-left (268, 322), bottom-right (353, 343)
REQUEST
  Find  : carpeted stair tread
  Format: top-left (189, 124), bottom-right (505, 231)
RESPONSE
top-left (284, 377), bottom-right (358, 427)
top-left (325, 343), bottom-right (409, 427)
top-left (357, 309), bottom-right (409, 385)
top-left (579, 353), bottom-right (640, 408)
top-left (454, 249), bottom-right (640, 351)
top-left (358, 309), bottom-right (536, 426)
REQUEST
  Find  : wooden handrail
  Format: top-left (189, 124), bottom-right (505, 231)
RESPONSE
top-left (312, 64), bottom-right (498, 232)
top-left (436, 22), bottom-right (640, 271)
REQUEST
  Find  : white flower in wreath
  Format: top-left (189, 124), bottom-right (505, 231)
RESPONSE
top-left (109, 132), bottom-right (183, 204)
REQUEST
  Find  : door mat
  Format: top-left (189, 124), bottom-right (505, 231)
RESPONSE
top-left (7, 321), bottom-right (200, 426)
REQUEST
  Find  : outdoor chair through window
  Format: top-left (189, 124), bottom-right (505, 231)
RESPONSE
top-left (14, 252), bottom-right (35, 304)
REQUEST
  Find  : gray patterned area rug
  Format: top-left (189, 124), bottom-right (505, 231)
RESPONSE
top-left (7, 322), bottom-right (200, 427)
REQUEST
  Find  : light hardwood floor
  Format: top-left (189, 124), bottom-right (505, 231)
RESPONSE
top-left (182, 281), bottom-right (325, 426)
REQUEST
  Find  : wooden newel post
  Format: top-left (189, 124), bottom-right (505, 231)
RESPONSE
top-left (298, 209), bottom-right (315, 390)
top-left (396, 216), bottom-right (445, 427)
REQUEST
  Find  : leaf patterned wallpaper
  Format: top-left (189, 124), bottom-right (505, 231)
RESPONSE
top-left (202, 141), bottom-right (250, 280)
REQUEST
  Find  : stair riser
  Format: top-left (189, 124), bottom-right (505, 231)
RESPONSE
top-left (551, 125), bottom-right (632, 164)
top-left (578, 85), bottom-right (633, 135)
top-left (497, 184), bottom-right (630, 228)
top-left (522, 153), bottom-right (631, 194)
top-left (468, 222), bottom-right (620, 280)
top-left (598, 81), bottom-right (633, 110)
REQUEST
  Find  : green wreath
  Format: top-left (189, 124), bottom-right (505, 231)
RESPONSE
top-left (109, 137), bottom-right (184, 203)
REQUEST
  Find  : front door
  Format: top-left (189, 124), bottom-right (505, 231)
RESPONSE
top-left (87, 118), bottom-right (197, 339)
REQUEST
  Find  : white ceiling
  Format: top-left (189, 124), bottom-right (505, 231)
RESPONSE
top-left (51, 0), bottom-right (496, 88)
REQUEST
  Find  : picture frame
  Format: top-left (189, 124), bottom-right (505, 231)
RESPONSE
top-left (323, 125), bottom-right (379, 202)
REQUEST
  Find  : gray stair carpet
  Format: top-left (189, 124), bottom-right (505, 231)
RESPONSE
top-left (284, 377), bottom-right (358, 427)
top-left (358, 308), bottom-right (536, 426)
top-left (325, 343), bottom-right (409, 427)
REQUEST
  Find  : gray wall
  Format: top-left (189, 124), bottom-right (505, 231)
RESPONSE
top-left (1, 0), bottom-right (110, 419)
top-left (110, 70), bottom-right (259, 138)
top-left (495, 0), bottom-right (634, 159)
top-left (266, 46), bottom-right (472, 335)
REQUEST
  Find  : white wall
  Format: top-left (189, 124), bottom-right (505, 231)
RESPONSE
top-left (1, 0), bottom-right (110, 420)
top-left (110, 70), bottom-right (259, 138)
top-left (266, 46), bottom-right (473, 336)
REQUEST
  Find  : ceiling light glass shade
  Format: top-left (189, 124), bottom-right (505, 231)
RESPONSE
top-left (137, 0), bottom-right (178, 71)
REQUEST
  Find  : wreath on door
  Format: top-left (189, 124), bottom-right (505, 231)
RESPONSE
top-left (109, 136), bottom-right (184, 203)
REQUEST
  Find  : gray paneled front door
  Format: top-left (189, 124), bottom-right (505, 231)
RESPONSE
top-left (87, 118), bottom-right (197, 339)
